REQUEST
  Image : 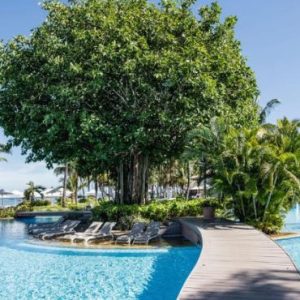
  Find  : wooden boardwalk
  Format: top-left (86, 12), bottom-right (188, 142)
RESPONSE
top-left (179, 218), bottom-right (300, 300)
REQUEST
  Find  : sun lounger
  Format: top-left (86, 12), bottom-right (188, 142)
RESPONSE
top-left (29, 219), bottom-right (73, 235)
top-left (132, 221), bottom-right (160, 245)
top-left (57, 221), bottom-right (103, 243)
top-left (36, 221), bottom-right (80, 240)
top-left (28, 217), bottom-right (65, 234)
top-left (74, 222), bottom-right (116, 244)
top-left (115, 222), bottom-right (145, 244)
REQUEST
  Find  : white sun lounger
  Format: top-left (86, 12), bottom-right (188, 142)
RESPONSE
top-left (37, 221), bottom-right (80, 240)
top-left (73, 222), bottom-right (116, 244)
top-left (28, 217), bottom-right (66, 234)
top-left (57, 222), bottom-right (103, 243)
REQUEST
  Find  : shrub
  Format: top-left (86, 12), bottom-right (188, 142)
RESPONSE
top-left (56, 197), bottom-right (73, 205)
top-left (201, 198), bottom-right (220, 208)
top-left (0, 207), bottom-right (16, 218)
top-left (31, 199), bottom-right (51, 207)
top-left (16, 201), bottom-right (33, 212)
top-left (79, 198), bottom-right (88, 203)
top-left (67, 204), bottom-right (82, 211)
top-left (248, 213), bottom-right (284, 235)
top-left (92, 198), bottom-right (207, 227)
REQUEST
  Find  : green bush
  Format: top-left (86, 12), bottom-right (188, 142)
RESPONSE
top-left (79, 198), bottom-right (88, 203)
top-left (248, 213), bottom-right (284, 235)
top-left (67, 204), bottom-right (83, 211)
top-left (32, 199), bottom-right (51, 207)
top-left (92, 198), bottom-right (207, 227)
top-left (16, 201), bottom-right (33, 212)
top-left (56, 197), bottom-right (73, 205)
top-left (0, 207), bottom-right (16, 218)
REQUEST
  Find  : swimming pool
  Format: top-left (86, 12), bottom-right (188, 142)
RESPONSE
top-left (277, 237), bottom-right (300, 270)
top-left (0, 218), bottom-right (200, 300)
top-left (283, 204), bottom-right (300, 232)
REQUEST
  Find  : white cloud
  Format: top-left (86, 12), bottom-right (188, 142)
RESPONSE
top-left (0, 161), bottom-right (59, 192)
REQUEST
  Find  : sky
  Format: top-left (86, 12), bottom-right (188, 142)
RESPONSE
top-left (0, 0), bottom-right (299, 191)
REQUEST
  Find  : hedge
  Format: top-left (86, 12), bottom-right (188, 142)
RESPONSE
top-left (91, 198), bottom-right (214, 229)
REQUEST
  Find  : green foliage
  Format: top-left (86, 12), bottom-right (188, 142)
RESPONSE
top-left (78, 198), bottom-right (88, 203)
top-left (56, 197), bottom-right (71, 205)
top-left (0, 207), bottom-right (16, 218)
top-left (203, 118), bottom-right (300, 233)
top-left (248, 213), bottom-right (284, 235)
top-left (92, 198), bottom-right (205, 227)
top-left (201, 198), bottom-right (220, 208)
top-left (16, 201), bottom-right (33, 212)
top-left (23, 181), bottom-right (46, 202)
top-left (0, 0), bottom-right (258, 204)
top-left (31, 199), bottom-right (51, 207)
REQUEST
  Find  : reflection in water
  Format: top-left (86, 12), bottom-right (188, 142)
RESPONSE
top-left (0, 217), bottom-right (200, 300)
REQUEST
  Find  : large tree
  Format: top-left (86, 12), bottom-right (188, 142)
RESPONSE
top-left (0, 0), bottom-right (258, 204)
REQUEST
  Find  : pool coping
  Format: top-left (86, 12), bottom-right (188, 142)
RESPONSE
top-left (272, 233), bottom-right (300, 241)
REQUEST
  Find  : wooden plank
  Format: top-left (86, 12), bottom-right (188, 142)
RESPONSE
top-left (178, 218), bottom-right (300, 300)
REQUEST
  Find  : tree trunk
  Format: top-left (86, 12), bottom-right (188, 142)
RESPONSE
top-left (186, 161), bottom-right (191, 200)
top-left (100, 184), bottom-right (105, 201)
top-left (62, 163), bottom-right (68, 208)
top-left (203, 157), bottom-right (207, 198)
top-left (119, 161), bottom-right (124, 204)
top-left (151, 185), bottom-right (154, 200)
top-left (74, 175), bottom-right (78, 205)
top-left (132, 152), bottom-right (147, 204)
top-left (263, 175), bottom-right (278, 221)
top-left (94, 179), bottom-right (98, 200)
top-left (81, 181), bottom-right (85, 199)
top-left (237, 184), bottom-right (246, 221)
top-left (117, 152), bottom-right (149, 204)
top-left (252, 195), bottom-right (258, 220)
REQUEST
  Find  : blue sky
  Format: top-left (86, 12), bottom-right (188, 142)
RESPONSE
top-left (0, 0), bottom-right (299, 191)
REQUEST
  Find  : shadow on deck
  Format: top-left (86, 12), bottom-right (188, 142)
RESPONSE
top-left (179, 218), bottom-right (300, 300)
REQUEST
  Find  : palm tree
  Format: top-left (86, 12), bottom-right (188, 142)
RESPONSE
top-left (212, 119), bottom-right (300, 231)
top-left (55, 162), bottom-right (81, 205)
top-left (259, 118), bottom-right (300, 220)
top-left (54, 163), bottom-right (68, 207)
top-left (185, 117), bottom-right (228, 198)
top-left (24, 181), bottom-right (46, 202)
top-left (259, 99), bottom-right (280, 124)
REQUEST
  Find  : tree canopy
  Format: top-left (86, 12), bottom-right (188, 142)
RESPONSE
top-left (0, 0), bottom-right (259, 203)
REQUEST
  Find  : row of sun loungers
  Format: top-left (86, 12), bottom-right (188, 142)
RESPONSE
top-left (28, 219), bottom-right (160, 245)
top-left (115, 221), bottom-right (161, 245)
top-left (59, 222), bottom-right (116, 243)
top-left (28, 217), bottom-right (66, 234)
top-left (34, 220), bottom-right (81, 240)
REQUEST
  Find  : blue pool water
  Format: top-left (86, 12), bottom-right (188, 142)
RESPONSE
top-left (277, 237), bottom-right (300, 270)
top-left (283, 204), bottom-right (300, 232)
top-left (0, 218), bottom-right (200, 300)
top-left (275, 204), bottom-right (300, 271)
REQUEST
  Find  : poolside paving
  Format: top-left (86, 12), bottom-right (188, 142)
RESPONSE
top-left (179, 218), bottom-right (300, 300)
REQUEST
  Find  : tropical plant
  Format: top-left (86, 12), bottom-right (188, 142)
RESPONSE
top-left (212, 119), bottom-right (300, 233)
top-left (259, 99), bottom-right (281, 124)
top-left (54, 163), bottom-right (68, 207)
top-left (24, 181), bottom-right (46, 202)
